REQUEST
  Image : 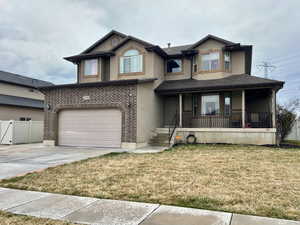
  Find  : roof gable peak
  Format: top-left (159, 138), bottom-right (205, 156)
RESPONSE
top-left (81, 30), bottom-right (128, 54)
top-left (188, 34), bottom-right (236, 50)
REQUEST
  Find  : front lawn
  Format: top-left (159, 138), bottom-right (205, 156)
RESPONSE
top-left (0, 211), bottom-right (75, 225)
top-left (1, 144), bottom-right (300, 220)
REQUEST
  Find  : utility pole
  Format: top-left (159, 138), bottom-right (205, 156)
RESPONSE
top-left (257, 61), bottom-right (276, 78)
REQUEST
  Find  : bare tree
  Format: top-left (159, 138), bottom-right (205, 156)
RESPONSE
top-left (277, 98), bottom-right (300, 141)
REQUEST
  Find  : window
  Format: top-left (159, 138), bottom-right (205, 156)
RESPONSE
top-left (167, 59), bottom-right (182, 73)
top-left (193, 55), bottom-right (198, 72)
top-left (201, 95), bottom-right (220, 115)
top-left (183, 94), bottom-right (192, 112)
top-left (120, 49), bottom-right (143, 73)
top-left (224, 52), bottom-right (231, 71)
top-left (84, 59), bottom-right (98, 76)
top-left (201, 52), bottom-right (220, 71)
top-left (224, 94), bottom-right (231, 116)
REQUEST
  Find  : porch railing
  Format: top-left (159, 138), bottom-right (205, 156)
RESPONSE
top-left (246, 112), bottom-right (272, 128)
top-left (189, 112), bottom-right (272, 128)
top-left (169, 111), bottom-right (178, 143)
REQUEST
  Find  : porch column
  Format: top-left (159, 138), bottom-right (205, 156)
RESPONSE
top-left (242, 90), bottom-right (245, 128)
top-left (179, 93), bottom-right (183, 127)
top-left (271, 89), bottom-right (276, 128)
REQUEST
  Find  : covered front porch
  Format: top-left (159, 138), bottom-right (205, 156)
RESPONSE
top-left (162, 88), bottom-right (276, 129)
top-left (154, 75), bottom-right (284, 145)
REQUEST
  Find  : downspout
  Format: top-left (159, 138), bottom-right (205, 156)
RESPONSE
top-left (76, 62), bottom-right (80, 84)
top-left (190, 56), bottom-right (193, 79)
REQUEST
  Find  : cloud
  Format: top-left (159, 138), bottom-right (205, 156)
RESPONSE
top-left (0, 0), bottom-right (109, 83)
top-left (0, 0), bottom-right (299, 103)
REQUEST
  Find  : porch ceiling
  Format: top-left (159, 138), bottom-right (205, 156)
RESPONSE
top-left (155, 74), bottom-right (284, 95)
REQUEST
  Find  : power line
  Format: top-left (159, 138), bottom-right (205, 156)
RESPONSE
top-left (256, 61), bottom-right (276, 78)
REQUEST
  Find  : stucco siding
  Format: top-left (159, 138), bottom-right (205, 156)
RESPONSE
top-left (232, 91), bottom-right (242, 111)
top-left (0, 83), bottom-right (44, 100)
top-left (231, 51), bottom-right (245, 74)
top-left (137, 82), bottom-right (162, 143)
top-left (195, 39), bottom-right (226, 50)
top-left (90, 34), bottom-right (125, 52)
top-left (165, 58), bottom-right (191, 80)
top-left (78, 58), bottom-right (102, 83)
top-left (110, 40), bottom-right (157, 81)
top-left (176, 128), bottom-right (276, 145)
top-left (0, 105), bottom-right (44, 121)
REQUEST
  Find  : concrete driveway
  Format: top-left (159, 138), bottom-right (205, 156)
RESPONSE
top-left (0, 144), bottom-right (125, 180)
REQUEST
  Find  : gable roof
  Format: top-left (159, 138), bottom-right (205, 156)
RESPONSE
top-left (0, 94), bottom-right (44, 109)
top-left (155, 74), bottom-right (284, 94)
top-left (110, 35), bottom-right (155, 51)
top-left (68, 31), bottom-right (245, 61)
top-left (187, 34), bottom-right (237, 50)
top-left (0, 70), bottom-right (53, 88)
top-left (81, 30), bottom-right (127, 54)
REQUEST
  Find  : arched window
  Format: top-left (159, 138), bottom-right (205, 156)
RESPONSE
top-left (120, 49), bottom-right (143, 73)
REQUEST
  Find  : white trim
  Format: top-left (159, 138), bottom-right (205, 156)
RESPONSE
top-left (43, 140), bottom-right (55, 146)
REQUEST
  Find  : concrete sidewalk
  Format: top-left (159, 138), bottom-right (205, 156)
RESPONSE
top-left (0, 188), bottom-right (299, 225)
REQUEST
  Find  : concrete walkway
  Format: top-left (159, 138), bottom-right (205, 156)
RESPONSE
top-left (0, 143), bottom-right (166, 180)
top-left (0, 188), bottom-right (299, 225)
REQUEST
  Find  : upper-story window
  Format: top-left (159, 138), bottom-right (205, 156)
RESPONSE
top-left (84, 59), bottom-right (98, 76)
top-left (120, 49), bottom-right (143, 74)
top-left (201, 52), bottom-right (220, 71)
top-left (224, 52), bottom-right (231, 72)
top-left (167, 59), bottom-right (182, 73)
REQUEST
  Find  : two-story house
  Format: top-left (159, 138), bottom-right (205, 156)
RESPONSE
top-left (0, 70), bottom-right (52, 121)
top-left (40, 30), bottom-right (284, 149)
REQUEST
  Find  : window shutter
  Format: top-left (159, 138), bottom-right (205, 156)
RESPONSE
top-left (120, 57), bottom-right (124, 73)
top-left (139, 55), bottom-right (143, 72)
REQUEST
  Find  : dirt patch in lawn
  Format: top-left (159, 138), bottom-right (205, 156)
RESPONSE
top-left (1, 144), bottom-right (300, 220)
top-left (0, 211), bottom-right (75, 225)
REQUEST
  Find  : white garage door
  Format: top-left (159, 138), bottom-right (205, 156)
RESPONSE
top-left (58, 109), bottom-right (122, 148)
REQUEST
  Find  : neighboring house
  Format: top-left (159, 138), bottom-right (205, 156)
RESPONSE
top-left (40, 30), bottom-right (284, 149)
top-left (0, 70), bottom-right (52, 121)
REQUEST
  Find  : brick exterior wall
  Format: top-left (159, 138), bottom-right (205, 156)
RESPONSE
top-left (43, 84), bottom-right (137, 144)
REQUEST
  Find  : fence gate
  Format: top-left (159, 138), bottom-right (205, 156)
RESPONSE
top-left (0, 120), bottom-right (43, 145)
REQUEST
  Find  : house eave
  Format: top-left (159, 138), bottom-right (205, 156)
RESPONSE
top-left (155, 83), bottom-right (284, 95)
top-left (64, 52), bottom-right (115, 63)
top-left (39, 78), bottom-right (157, 91)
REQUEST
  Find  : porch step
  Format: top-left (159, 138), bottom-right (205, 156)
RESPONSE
top-left (149, 132), bottom-right (170, 147)
top-left (155, 128), bottom-right (170, 134)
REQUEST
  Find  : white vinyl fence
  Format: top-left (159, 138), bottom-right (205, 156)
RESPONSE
top-left (286, 119), bottom-right (300, 141)
top-left (0, 120), bottom-right (44, 145)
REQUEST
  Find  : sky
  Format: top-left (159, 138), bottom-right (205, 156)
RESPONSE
top-left (0, 0), bottom-right (299, 104)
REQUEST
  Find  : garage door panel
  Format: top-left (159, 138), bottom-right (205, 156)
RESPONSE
top-left (58, 109), bottom-right (122, 148)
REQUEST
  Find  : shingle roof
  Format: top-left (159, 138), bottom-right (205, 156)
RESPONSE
top-left (162, 44), bottom-right (193, 55)
top-left (0, 70), bottom-right (53, 88)
top-left (0, 94), bottom-right (44, 109)
top-left (155, 74), bottom-right (284, 94)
